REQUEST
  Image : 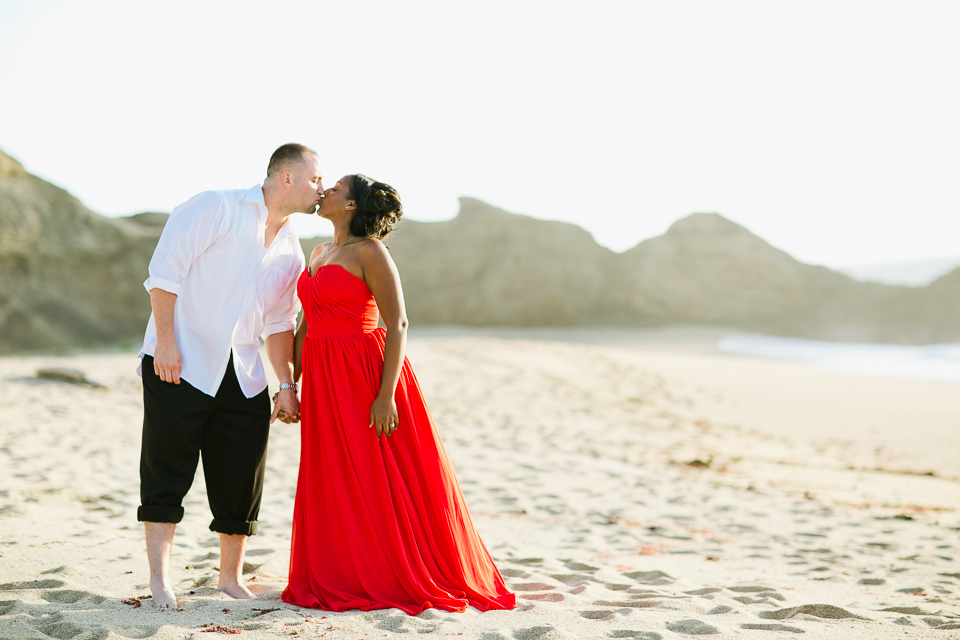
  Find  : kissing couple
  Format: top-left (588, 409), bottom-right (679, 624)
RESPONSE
top-left (137, 143), bottom-right (515, 614)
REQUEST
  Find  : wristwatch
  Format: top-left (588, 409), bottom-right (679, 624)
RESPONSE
top-left (279, 382), bottom-right (298, 393)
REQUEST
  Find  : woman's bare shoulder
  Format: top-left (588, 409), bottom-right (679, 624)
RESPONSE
top-left (357, 238), bottom-right (397, 276)
top-left (357, 237), bottom-right (390, 258)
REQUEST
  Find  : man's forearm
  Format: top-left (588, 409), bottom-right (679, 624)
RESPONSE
top-left (265, 331), bottom-right (295, 384)
top-left (150, 289), bottom-right (178, 344)
top-left (149, 288), bottom-right (182, 384)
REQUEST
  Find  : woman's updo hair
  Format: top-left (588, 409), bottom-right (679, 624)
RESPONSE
top-left (347, 174), bottom-right (403, 239)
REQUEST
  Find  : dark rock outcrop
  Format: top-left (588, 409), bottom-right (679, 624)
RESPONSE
top-left (0, 150), bottom-right (157, 352)
top-left (303, 206), bottom-right (960, 344)
top-left (2, 147), bottom-right (958, 353)
top-left (384, 198), bottom-right (625, 326)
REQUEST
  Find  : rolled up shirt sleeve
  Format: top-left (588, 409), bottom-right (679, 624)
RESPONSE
top-left (143, 192), bottom-right (225, 296)
top-left (262, 268), bottom-right (302, 338)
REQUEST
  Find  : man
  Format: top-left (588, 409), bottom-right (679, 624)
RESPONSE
top-left (137, 143), bottom-right (322, 608)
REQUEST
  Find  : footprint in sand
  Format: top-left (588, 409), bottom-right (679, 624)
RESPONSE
top-left (26, 612), bottom-right (105, 640)
top-left (593, 599), bottom-right (669, 610)
top-left (628, 593), bottom-right (687, 601)
top-left (896, 586), bottom-right (926, 594)
top-left (622, 571), bottom-right (673, 585)
top-left (609, 632), bottom-right (662, 640)
top-left (0, 579), bottom-right (66, 590)
top-left (759, 605), bottom-right (868, 620)
top-left (372, 614), bottom-right (423, 633)
top-left (879, 606), bottom-right (931, 615)
top-left (520, 593), bottom-right (564, 602)
top-left (665, 619), bottom-right (720, 635)
top-left (706, 606), bottom-right (735, 614)
top-left (40, 566), bottom-right (67, 575)
top-left (41, 589), bottom-right (105, 605)
top-left (741, 623), bottom-right (805, 633)
top-left (726, 586), bottom-right (775, 593)
top-left (511, 583), bottom-right (556, 591)
top-left (579, 610), bottom-right (616, 620)
top-left (550, 574), bottom-right (593, 586)
top-left (510, 626), bottom-right (571, 640)
top-left (500, 569), bottom-right (531, 579)
top-left (116, 625), bottom-right (162, 639)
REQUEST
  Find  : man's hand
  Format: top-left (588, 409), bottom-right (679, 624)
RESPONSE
top-left (153, 341), bottom-right (182, 384)
top-left (270, 388), bottom-right (300, 424)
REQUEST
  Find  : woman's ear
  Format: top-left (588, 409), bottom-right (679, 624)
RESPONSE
top-left (344, 200), bottom-right (355, 210)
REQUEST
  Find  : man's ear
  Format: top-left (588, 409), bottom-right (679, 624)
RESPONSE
top-left (281, 170), bottom-right (294, 189)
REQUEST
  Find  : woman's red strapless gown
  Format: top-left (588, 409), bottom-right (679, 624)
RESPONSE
top-left (281, 265), bottom-right (515, 615)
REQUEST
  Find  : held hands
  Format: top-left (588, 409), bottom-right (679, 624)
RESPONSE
top-left (271, 389), bottom-right (300, 424)
top-left (369, 395), bottom-right (399, 439)
top-left (154, 341), bottom-right (183, 384)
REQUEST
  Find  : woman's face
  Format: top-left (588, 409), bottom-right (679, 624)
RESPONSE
top-left (316, 176), bottom-right (353, 220)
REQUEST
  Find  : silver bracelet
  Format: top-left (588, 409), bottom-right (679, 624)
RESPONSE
top-left (279, 382), bottom-right (298, 393)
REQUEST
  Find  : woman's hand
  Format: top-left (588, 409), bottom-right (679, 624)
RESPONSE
top-left (369, 394), bottom-right (399, 439)
top-left (271, 389), bottom-right (300, 424)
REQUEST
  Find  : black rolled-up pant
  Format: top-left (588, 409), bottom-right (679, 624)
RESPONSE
top-left (138, 354), bottom-right (270, 536)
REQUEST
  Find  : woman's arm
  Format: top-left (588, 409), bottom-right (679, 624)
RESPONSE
top-left (360, 239), bottom-right (408, 439)
top-left (293, 313), bottom-right (307, 383)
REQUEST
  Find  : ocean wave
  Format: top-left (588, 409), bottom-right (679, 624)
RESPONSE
top-left (717, 334), bottom-right (960, 383)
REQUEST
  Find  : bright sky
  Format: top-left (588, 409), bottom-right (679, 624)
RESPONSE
top-left (1, 1), bottom-right (958, 268)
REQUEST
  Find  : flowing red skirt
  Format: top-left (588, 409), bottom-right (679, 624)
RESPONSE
top-left (281, 328), bottom-right (515, 614)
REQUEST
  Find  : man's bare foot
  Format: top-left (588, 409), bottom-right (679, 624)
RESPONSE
top-left (218, 580), bottom-right (256, 600)
top-left (150, 578), bottom-right (177, 609)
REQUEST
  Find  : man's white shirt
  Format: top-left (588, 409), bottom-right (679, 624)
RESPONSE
top-left (139, 184), bottom-right (305, 398)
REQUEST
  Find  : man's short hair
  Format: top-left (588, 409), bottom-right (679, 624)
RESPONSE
top-left (267, 143), bottom-right (318, 178)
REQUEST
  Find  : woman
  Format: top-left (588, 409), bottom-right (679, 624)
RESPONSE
top-left (281, 174), bottom-right (515, 615)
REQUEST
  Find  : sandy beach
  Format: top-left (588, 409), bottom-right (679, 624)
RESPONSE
top-left (1, 328), bottom-right (958, 639)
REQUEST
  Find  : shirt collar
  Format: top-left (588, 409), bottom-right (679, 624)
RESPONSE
top-left (246, 184), bottom-right (267, 219)
top-left (245, 183), bottom-right (266, 205)
top-left (273, 221), bottom-right (295, 245)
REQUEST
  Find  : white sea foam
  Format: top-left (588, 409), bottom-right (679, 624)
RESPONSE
top-left (718, 334), bottom-right (960, 383)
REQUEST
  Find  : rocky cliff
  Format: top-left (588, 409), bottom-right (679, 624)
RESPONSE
top-left (382, 198), bottom-right (624, 326)
top-left (1, 148), bottom-right (957, 353)
top-left (302, 208), bottom-right (959, 343)
top-left (0, 150), bottom-right (160, 352)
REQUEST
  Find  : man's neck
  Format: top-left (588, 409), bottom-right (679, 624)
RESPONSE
top-left (265, 207), bottom-right (289, 227)
top-left (262, 191), bottom-right (290, 249)
top-left (261, 183), bottom-right (289, 224)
